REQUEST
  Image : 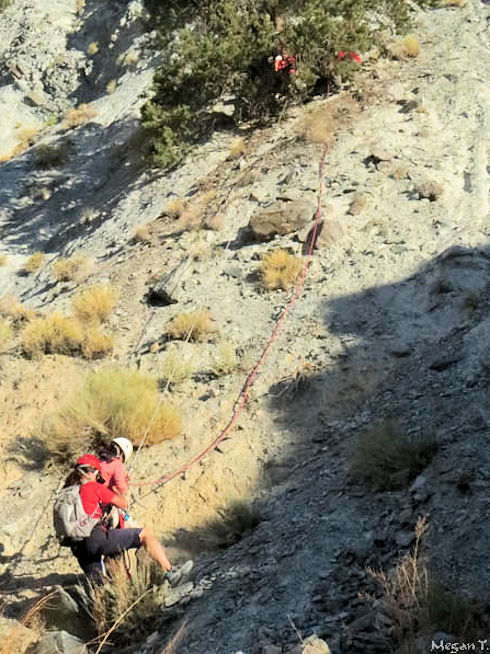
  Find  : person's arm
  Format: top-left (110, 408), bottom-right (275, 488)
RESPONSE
top-left (112, 459), bottom-right (129, 495)
top-left (97, 484), bottom-right (128, 510)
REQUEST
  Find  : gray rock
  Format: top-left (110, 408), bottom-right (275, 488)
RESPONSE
top-left (395, 530), bottom-right (415, 548)
top-left (147, 256), bottom-right (193, 305)
top-left (34, 630), bottom-right (88, 654)
top-left (163, 581), bottom-right (194, 607)
top-left (298, 219), bottom-right (344, 251)
top-left (249, 199), bottom-right (315, 240)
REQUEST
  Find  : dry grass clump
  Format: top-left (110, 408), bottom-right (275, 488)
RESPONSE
top-left (42, 367), bottom-right (181, 459)
top-left (369, 517), bottom-right (486, 653)
top-left (52, 254), bottom-right (95, 283)
top-left (166, 309), bottom-right (213, 342)
top-left (64, 104), bottom-right (97, 128)
top-left (21, 313), bottom-right (83, 357)
top-left (132, 224), bottom-right (151, 243)
top-left (23, 251), bottom-right (45, 274)
top-left (0, 295), bottom-right (35, 324)
top-left (21, 312), bottom-right (113, 359)
top-left (391, 34), bottom-right (421, 59)
top-left (173, 500), bottom-right (261, 554)
top-left (0, 318), bottom-right (13, 352)
top-left (165, 198), bottom-right (186, 218)
top-left (351, 421), bottom-right (437, 491)
top-left (72, 284), bottom-right (119, 323)
top-left (212, 342), bottom-right (239, 376)
top-left (0, 254), bottom-right (9, 266)
top-left (161, 348), bottom-right (193, 385)
top-left (260, 249), bottom-right (303, 291)
top-left (15, 124), bottom-right (39, 152)
top-left (91, 554), bottom-right (168, 648)
top-left (34, 142), bottom-right (71, 169)
top-left (106, 79), bottom-right (117, 95)
top-left (87, 41), bottom-right (99, 56)
top-left (0, 593), bottom-right (50, 654)
top-left (228, 138), bottom-right (246, 159)
top-left (76, 0), bottom-right (85, 13)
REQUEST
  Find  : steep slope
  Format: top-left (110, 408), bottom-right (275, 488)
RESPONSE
top-left (0, 1), bottom-right (489, 653)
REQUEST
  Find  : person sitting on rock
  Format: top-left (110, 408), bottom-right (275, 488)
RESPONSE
top-left (61, 455), bottom-right (191, 585)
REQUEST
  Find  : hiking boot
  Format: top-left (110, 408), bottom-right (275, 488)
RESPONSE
top-left (165, 560), bottom-right (194, 587)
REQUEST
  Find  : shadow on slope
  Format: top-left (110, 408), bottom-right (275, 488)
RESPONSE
top-left (165, 242), bottom-right (490, 654)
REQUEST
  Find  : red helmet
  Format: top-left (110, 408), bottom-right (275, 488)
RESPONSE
top-left (76, 454), bottom-right (102, 473)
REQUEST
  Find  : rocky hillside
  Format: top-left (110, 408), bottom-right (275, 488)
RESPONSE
top-left (0, 0), bottom-right (489, 653)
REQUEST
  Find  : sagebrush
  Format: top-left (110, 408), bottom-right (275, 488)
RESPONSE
top-left (260, 249), bottom-right (303, 290)
top-left (42, 367), bottom-right (182, 460)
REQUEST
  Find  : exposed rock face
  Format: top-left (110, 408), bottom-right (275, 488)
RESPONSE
top-left (248, 199), bottom-right (316, 241)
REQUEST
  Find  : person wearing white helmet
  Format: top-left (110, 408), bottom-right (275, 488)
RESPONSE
top-left (98, 437), bottom-right (133, 495)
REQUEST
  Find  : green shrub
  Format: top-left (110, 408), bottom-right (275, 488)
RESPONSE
top-left (34, 142), bottom-right (71, 169)
top-left (142, 0), bottom-right (437, 166)
top-left (351, 420), bottom-right (437, 490)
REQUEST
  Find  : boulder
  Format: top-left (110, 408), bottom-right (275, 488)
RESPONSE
top-left (147, 256), bottom-right (193, 306)
top-left (34, 630), bottom-right (88, 654)
top-left (298, 219), bottom-right (345, 252)
top-left (249, 200), bottom-right (315, 241)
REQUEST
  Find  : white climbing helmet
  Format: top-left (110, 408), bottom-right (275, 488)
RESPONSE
top-left (112, 437), bottom-right (133, 463)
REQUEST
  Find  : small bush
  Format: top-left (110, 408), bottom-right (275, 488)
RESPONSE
top-left (42, 367), bottom-right (182, 459)
top-left (0, 254), bottom-right (8, 266)
top-left (21, 313), bottom-right (83, 357)
top-left (91, 554), bottom-right (169, 648)
top-left (21, 312), bottom-right (114, 359)
top-left (52, 254), bottom-right (95, 283)
top-left (106, 79), bottom-right (117, 94)
top-left (161, 348), bottom-right (193, 385)
top-left (260, 249), bottom-right (303, 291)
top-left (351, 421), bottom-right (437, 491)
top-left (173, 501), bottom-right (261, 553)
top-left (72, 284), bottom-right (119, 323)
top-left (165, 198), bottom-right (186, 218)
top-left (369, 517), bottom-right (486, 652)
top-left (81, 325), bottom-right (115, 359)
top-left (76, 0), bottom-right (85, 13)
top-left (391, 34), bottom-right (421, 59)
top-left (87, 41), bottom-right (99, 56)
top-left (0, 318), bottom-right (13, 352)
top-left (0, 295), bottom-right (35, 324)
top-left (212, 342), bottom-right (239, 376)
top-left (228, 138), bottom-right (246, 159)
top-left (166, 309), bottom-right (213, 342)
top-left (34, 142), bottom-right (71, 169)
top-left (15, 124), bottom-right (39, 152)
top-left (133, 225), bottom-right (151, 243)
top-left (23, 252), bottom-right (45, 274)
top-left (64, 104), bottom-right (97, 128)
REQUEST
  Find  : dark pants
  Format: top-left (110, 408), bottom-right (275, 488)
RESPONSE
top-left (70, 525), bottom-right (142, 583)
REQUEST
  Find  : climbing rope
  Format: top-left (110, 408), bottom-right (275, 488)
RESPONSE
top-left (130, 143), bottom-right (329, 492)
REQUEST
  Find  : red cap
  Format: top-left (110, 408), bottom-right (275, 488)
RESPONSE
top-left (76, 454), bottom-right (102, 473)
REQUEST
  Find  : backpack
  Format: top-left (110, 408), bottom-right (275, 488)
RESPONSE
top-left (53, 485), bottom-right (100, 544)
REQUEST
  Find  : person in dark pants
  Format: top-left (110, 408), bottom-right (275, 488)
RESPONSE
top-left (64, 455), bottom-right (176, 584)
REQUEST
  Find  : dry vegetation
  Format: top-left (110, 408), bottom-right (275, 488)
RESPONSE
top-left (0, 318), bottom-right (13, 352)
top-left (177, 191), bottom-right (216, 231)
top-left (350, 421), bottom-right (437, 490)
top-left (173, 500), bottom-right (261, 554)
top-left (369, 518), bottom-right (487, 653)
top-left (161, 348), bottom-right (193, 385)
top-left (0, 295), bottom-right (35, 325)
top-left (41, 367), bottom-right (182, 460)
top-left (132, 224), bottom-right (151, 243)
top-left (34, 142), bottom-right (71, 169)
top-left (106, 79), bottom-right (117, 95)
top-left (260, 249), bottom-right (303, 291)
top-left (0, 594), bottom-right (51, 654)
top-left (228, 138), bottom-right (246, 159)
top-left (91, 554), bottom-right (168, 649)
top-left (166, 309), bottom-right (214, 342)
top-left (86, 41), bottom-right (99, 56)
top-left (52, 254), bottom-right (95, 283)
top-left (72, 284), bottom-right (119, 323)
top-left (0, 254), bottom-right (8, 266)
top-left (64, 104), bottom-right (97, 128)
top-left (165, 198), bottom-right (186, 218)
top-left (21, 312), bottom-right (113, 359)
top-left (212, 342), bottom-right (239, 376)
top-left (390, 34), bottom-right (421, 59)
top-left (23, 251), bottom-right (44, 274)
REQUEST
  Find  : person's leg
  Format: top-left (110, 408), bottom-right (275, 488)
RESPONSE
top-left (138, 527), bottom-right (171, 572)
